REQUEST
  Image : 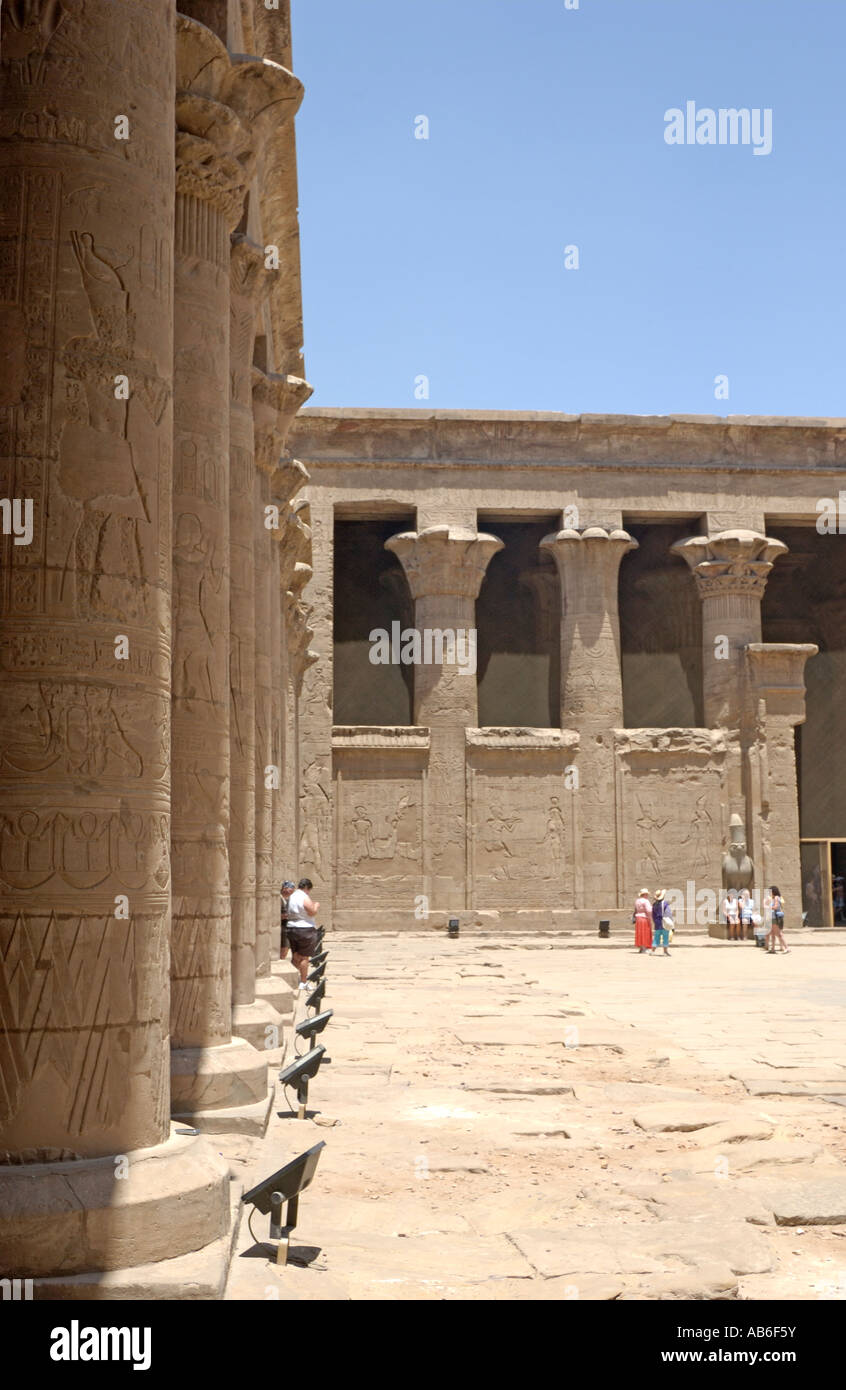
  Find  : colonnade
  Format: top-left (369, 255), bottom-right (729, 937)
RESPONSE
top-left (0, 2), bottom-right (314, 1292)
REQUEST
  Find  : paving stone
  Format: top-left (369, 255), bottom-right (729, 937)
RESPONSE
top-left (685, 1118), bottom-right (776, 1147)
top-left (745, 1081), bottom-right (846, 1097)
top-left (766, 1177), bottom-right (846, 1226)
top-left (670, 1140), bottom-right (822, 1174)
top-left (509, 1220), bottom-right (773, 1279)
top-left (633, 1102), bottom-right (759, 1133)
top-left (620, 1176), bottom-right (774, 1225)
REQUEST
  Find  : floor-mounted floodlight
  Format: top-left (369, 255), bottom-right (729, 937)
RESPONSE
top-left (295, 1008), bottom-right (333, 1060)
top-left (307, 979), bottom-right (326, 1014)
top-left (310, 950), bottom-right (328, 968)
top-left (278, 1044), bottom-right (326, 1119)
top-left (307, 962), bottom-right (325, 985)
top-left (242, 1140), bottom-right (326, 1266)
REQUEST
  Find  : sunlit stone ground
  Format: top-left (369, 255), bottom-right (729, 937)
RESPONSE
top-left (226, 930), bottom-right (846, 1301)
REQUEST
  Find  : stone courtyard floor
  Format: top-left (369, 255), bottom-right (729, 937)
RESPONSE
top-left (225, 931), bottom-right (846, 1301)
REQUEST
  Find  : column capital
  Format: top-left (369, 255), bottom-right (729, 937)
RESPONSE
top-left (230, 233), bottom-right (275, 303)
top-left (384, 525), bottom-right (503, 600)
top-left (275, 506), bottom-right (312, 591)
top-left (252, 369), bottom-right (314, 472)
top-left (176, 17), bottom-right (303, 225)
top-left (671, 530), bottom-right (788, 600)
top-left (745, 642), bottom-right (818, 725)
top-left (269, 456), bottom-right (310, 505)
top-left (540, 524), bottom-right (638, 573)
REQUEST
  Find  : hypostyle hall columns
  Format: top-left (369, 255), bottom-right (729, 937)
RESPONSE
top-left (252, 375), bottom-right (312, 977)
top-left (540, 526), bottom-right (637, 906)
top-left (0, 0), bottom-right (229, 1287)
top-left (169, 17), bottom-right (302, 1121)
top-left (385, 526), bottom-right (503, 912)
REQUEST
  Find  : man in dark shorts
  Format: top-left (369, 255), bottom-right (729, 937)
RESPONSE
top-left (279, 880), bottom-right (295, 959)
top-left (286, 878), bottom-right (320, 989)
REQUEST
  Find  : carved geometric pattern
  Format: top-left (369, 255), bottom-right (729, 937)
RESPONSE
top-left (0, 912), bottom-right (134, 1136)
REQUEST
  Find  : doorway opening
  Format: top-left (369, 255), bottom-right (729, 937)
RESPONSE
top-left (799, 838), bottom-right (846, 928)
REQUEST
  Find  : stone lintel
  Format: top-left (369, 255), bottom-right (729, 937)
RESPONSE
top-left (465, 728), bottom-right (579, 752)
top-left (614, 728), bottom-right (728, 758)
top-left (332, 726), bottom-right (431, 752)
top-left (290, 409), bottom-right (846, 472)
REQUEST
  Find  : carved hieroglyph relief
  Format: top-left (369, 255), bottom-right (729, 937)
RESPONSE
top-left (335, 775), bottom-right (423, 907)
top-left (469, 770), bottom-right (577, 908)
top-left (615, 730), bottom-right (727, 903)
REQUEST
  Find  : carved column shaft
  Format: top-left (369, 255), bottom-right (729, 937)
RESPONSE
top-left (171, 183), bottom-right (235, 1050)
top-left (385, 526), bottom-right (503, 910)
top-left (228, 237), bottom-right (270, 1006)
top-left (0, 0), bottom-right (176, 1160)
top-left (540, 527), bottom-right (637, 906)
top-left (745, 644), bottom-right (817, 926)
top-left (270, 539), bottom-right (284, 957)
top-left (253, 469), bottom-right (274, 974)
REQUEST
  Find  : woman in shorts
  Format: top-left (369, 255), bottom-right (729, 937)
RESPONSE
top-left (766, 886), bottom-right (789, 954)
top-left (286, 878), bottom-right (321, 988)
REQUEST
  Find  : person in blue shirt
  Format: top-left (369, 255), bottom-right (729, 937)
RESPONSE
top-left (652, 888), bottom-right (671, 956)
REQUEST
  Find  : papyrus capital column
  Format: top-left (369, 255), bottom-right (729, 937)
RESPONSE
top-left (386, 526), bottom-right (503, 727)
top-left (385, 526), bottom-right (503, 908)
top-left (540, 526), bottom-right (637, 905)
top-left (540, 526), bottom-right (637, 727)
top-left (671, 530), bottom-right (788, 729)
top-left (170, 17), bottom-right (290, 1119)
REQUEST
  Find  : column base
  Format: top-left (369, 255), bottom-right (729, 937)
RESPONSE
top-left (27, 1181), bottom-right (243, 1300)
top-left (173, 1085), bottom-right (277, 1138)
top-left (254, 975), bottom-right (294, 1016)
top-left (232, 996), bottom-right (288, 1051)
top-left (272, 959), bottom-right (300, 989)
top-left (0, 1127), bottom-right (230, 1281)
top-left (171, 1038), bottom-right (270, 1114)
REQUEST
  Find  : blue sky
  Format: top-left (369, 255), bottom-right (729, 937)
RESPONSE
top-left (292, 0), bottom-right (845, 416)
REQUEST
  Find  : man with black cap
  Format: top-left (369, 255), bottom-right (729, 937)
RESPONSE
top-left (280, 880), bottom-right (295, 960)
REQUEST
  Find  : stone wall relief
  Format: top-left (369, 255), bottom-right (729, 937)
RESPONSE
top-left (469, 769), bottom-right (576, 906)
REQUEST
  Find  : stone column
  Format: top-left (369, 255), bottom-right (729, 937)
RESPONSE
top-left (540, 525), bottom-right (637, 906)
top-left (228, 234), bottom-right (290, 1049)
top-left (271, 459), bottom-right (312, 902)
top-left (0, 0), bottom-right (229, 1288)
top-left (745, 644), bottom-right (817, 923)
top-left (169, 17), bottom-right (300, 1124)
top-left (671, 531), bottom-right (788, 731)
top-left (228, 237), bottom-right (262, 1011)
top-left (297, 497), bottom-right (334, 904)
top-left (385, 526), bottom-right (503, 912)
top-left (253, 375), bottom-right (312, 972)
top-left (671, 529), bottom-right (788, 824)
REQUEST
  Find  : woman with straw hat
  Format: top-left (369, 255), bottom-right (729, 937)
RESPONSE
top-left (652, 888), bottom-right (671, 956)
top-left (633, 887), bottom-right (653, 954)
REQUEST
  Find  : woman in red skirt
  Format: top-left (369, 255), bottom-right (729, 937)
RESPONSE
top-left (634, 888), bottom-right (654, 954)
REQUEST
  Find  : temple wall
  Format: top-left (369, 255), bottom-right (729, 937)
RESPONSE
top-left (292, 409), bottom-right (846, 932)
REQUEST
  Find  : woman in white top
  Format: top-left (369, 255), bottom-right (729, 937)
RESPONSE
top-left (286, 878), bottom-right (321, 986)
